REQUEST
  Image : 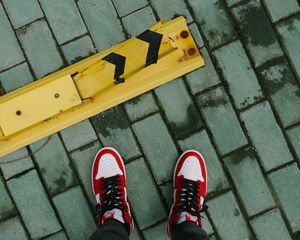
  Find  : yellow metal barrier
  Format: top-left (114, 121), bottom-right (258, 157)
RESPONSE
top-left (0, 16), bottom-right (205, 158)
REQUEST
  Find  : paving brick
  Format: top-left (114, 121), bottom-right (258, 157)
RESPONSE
top-left (202, 213), bottom-right (214, 236)
top-left (60, 119), bottom-right (98, 152)
top-left (185, 48), bottom-right (220, 95)
top-left (0, 176), bottom-right (16, 220)
top-left (155, 78), bottom-right (203, 139)
top-left (44, 232), bottom-right (67, 240)
top-left (70, 141), bottom-right (102, 204)
top-left (113, 0), bottom-right (148, 17)
top-left (91, 106), bottom-right (141, 160)
top-left (224, 148), bottom-right (275, 216)
top-left (269, 163), bottom-right (300, 232)
top-left (122, 6), bottom-right (156, 37)
top-left (126, 158), bottom-right (167, 229)
top-left (132, 114), bottom-right (178, 184)
top-left (196, 87), bottom-right (248, 155)
top-left (208, 191), bottom-right (252, 240)
top-left (178, 131), bottom-right (229, 194)
top-left (124, 92), bottom-right (159, 122)
top-left (189, 23), bottom-right (204, 48)
top-left (150, 0), bottom-right (193, 23)
top-left (277, 14), bottom-right (300, 80)
top-left (131, 225), bottom-right (143, 240)
top-left (0, 217), bottom-right (28, 240)
top-left (287, 125), bottom-right (300, 159)
top-left (40, 0), bottom-right (87, 44)
top-left (7, 170), bottom-right (61, 239)
top-left (17, 19), bottom-right (63, 78)
top-left (240, 102), bottom-right (293, 171)
top-left (61, 35), bottom-right (96, 65)
top-left (0, 62), bottom-right (33, 93)
top-left (225, 0), bottom-right (242, 7)
top-left (31, 134), bottom-right (78, 196)
top-left (251, 208), bottom-right (292, 240)
top-left (77, 0), bottom-right (125, 51)
top-left (259, 59), bottom-right (300, 127)
top-left (53, 186), bottom-right (96, 240)
top-left (188, 0), bottom-right (237, 48)
top-left (263, 0), bottom-right (299, 22)
top-left (2, 0), bottom-right (43, 29)
top-left (213, 41), bottom-right (263, 109)
top-left (232, 0), bottom-right (283, 67)
top-left (159, 182), bottom-right (173, 209)
top-left (0, 4), bottom-right (24, 72)
top-left (0, 148), bottom-right (34, 180)
top-left (143, 221), bottom-right (168, 240)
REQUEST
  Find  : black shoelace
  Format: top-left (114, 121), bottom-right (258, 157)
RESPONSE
top-left (96, 175), bottom-right (124, 215)
top-left (176, 178), bottom-right (208, 218)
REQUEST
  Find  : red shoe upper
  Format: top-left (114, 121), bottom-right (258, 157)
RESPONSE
top-left (92, 147), bottom-right (134, 234)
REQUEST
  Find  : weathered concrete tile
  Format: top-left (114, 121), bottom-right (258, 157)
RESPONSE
top-left (132, 114), bottom-right (178, 184)
top-left (53, 186), bottom-right (96, 240)
top-left (225, 0), bottom-right (242, 7)
top-left (159, 182), bottom-right (173, 210)
top-left (0, 148), bottom-right (34, 180)
top-left (277, 14), bottom-right (300, 80)
top-left (150, 0), bottom-right (193, 23)
top-left (60, 119), bottom-right (98, 152)
top-left (91, 106), bottom-right (141, 160)
top-left (259, 59), bottom-right (300, 127)
top-left (122, 6), bottom-right (156, 37)
top-left (251, 208), bottom-right (292, 240)
top-left (263, 0), bottom-right (299, 22)
top-left (178, 131), bottom-right (229, 194)
top-left (0, 217), bottom-right (28, 240)
top-left (202, 213), bottom-right (214, 236)
top-left (143, 221), bottom-right (168, 240)
top-left (126, 158), bottom-right (167, 229)
top-left (61, 35), bottom-right (96, 64)
top-left (188, 0), bottom-right (237, 48)
top-left (0, 62), bottom-right (33, 93)
top-left (269, 163), bottom-right (300, 232)
top-left (0, 176), bottom-right (16, 220)
top-left (40, 0), bottom-right (87, 44)
top-left (185, 48), bottom-right (220, 95)
top-left (155, 78), bottom-right (203, 139)
top-left (208, 191), bottom-right (252, 240)
top-left (113, 0), bottom-right (148, 17)
top-left (17, 19), bottom-right (63, 78)
top-left (0, 5), bottom-right (24, 72)
top-left (189, 23), bottom-right (204, 48)
top-left (2, 0), bottom-right (43, 29)
top-left (7, 170), bottom-right (61, 239)
top-left (232, 0), bottom-right (283, 67)
top-left (240, 102), bottom-right (293, 171)
top-left (77, 0), bottom-right (125, 51)
top-left (224, 148), bottom-right (275, 216)
top-left (70, 141), bottom-right (102, 204)
top-left (213, 41), bottom-right (263, 109)
top-left (287, 125), bottom-right (300, 159)
top-left (124, 92), bottom-right (159, 122)
top-left (131, 224), bottom-right (143, 240)
top-left (31, 134), bottom-right (78, 196)
top-left (44, 231), bottom-right (68, 240)
top-left (196, 87), bottom-right (248, 155)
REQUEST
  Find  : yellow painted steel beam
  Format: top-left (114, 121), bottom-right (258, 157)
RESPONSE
top-left (0, 16), bottom-right (205, 158)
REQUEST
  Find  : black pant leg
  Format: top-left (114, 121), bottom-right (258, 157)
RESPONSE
top-left (172, 222), bottom-right (210, 240)
top-left (89, 220), bottom-right (129, 240)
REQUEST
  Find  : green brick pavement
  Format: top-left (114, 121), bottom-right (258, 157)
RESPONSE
top-left (1, 1), bottom-right (300, 239)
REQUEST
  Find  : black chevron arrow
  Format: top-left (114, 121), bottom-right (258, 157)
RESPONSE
top-left (137, 30), bottom-right (163, 67)
top-left (102, 52), bottom-right (126, 84)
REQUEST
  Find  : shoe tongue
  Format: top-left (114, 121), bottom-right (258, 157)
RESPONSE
top-left (102, 209), bottom-right (125, 224)
top-left (176, 211), bottom-right (198, 225)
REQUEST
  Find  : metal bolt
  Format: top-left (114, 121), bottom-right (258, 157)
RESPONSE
top-left (54, 93), bottom-right (60, 98)
top-left (188, 48), bottom-right (196, 56)
top-left (16, 110), bottom-right (22, 116)
top-left (180, 30), bottom-right (189, 39)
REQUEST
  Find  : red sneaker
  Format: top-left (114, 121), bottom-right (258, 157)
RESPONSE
top-left (91, 147), bottom-right (134, 234)
top-left (167, 150), bottom-right (208, 237)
